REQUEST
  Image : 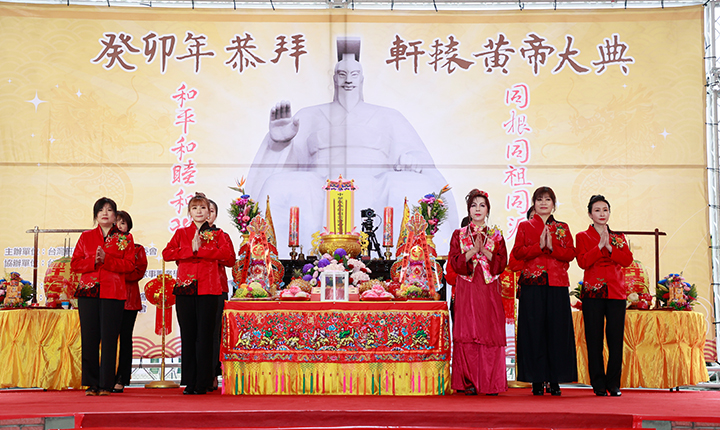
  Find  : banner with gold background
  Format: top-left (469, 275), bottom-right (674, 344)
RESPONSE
top-left (0, 5), bottom-right (711, 355)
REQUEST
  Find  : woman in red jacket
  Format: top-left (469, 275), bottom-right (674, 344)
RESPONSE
top-left (71, 197), bottom-right (136, 396)
top-left (163, 192), bottom-right (234, 395)
top-left (512, 186), bottom-right (577, 396)
top-left (113, 211), bottom-right (148, 393)
top-left (575, 195), bottom-right (633, 397)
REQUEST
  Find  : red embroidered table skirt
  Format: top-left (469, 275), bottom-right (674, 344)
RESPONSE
top-left (221, 301), bottom-right (450, 395)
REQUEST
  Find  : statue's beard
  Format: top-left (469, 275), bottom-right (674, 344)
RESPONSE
top-left (336, 87), bottom-right (362, 111)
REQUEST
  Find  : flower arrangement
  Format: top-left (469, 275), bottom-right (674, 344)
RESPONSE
top-left (656, 273), bottom-right (697, 311)
top-left (0, 272), bottom-right (34, 308)
top-left (200, 230), bottom-right (217, 242)
top-left (301, 248), bottom-right (371, 287)
top-left (228, 177), bottom-right (260, 235)
top-left (115, 234), bottom-right (129, 251)
top-left (569, 281), bottom-right (583, 310)
top-left (413, 185), bottom-right (452, 236)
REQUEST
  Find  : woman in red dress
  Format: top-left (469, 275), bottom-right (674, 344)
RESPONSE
top-left (113, 210), bottom-right (148, 393)
top-left (163, 192), bottom-right (234, 395)
top-left (513, 186), bottom-right (577, 396)
top-left (448, 189), bottom-right (508, 395)
top-left (71, 197), bottom-right (135, 396)
top-left (575, 195), bottom-right (633, 396)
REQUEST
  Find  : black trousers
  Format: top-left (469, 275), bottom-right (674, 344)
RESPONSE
top-left (77, 297), bottom-right (125, 391)
top-left (213, 294), bottom-right (226, 377)
top-left (582, 297), bottom-right (626, 392)
top-left (116, 309), bottom-right (139, 386)
top-left (516, 284), bottom-right (578, 383)
top-left (175, 294), bottom-right (219, 391)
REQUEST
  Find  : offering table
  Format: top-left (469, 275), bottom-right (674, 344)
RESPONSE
top-left (221, 301), bottom-right (450, 395)
top-left (572, 309), bottom-right (708, 389)
top-left (0, 308), bottom-right (81, 390)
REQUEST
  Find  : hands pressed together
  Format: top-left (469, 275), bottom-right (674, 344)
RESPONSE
top-left (539, 226), bottom-right (553, 252)
top-left (95, 246), bottom-right (105, 265)
top-left (597, 226), bottom-right (612, 252)
top-left (192, 230), bottom-right (201, 253)
top-left (466, 229), bottom-right (493, 262)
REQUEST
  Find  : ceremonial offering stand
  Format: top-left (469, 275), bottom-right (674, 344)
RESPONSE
top-left (221, 301), bottom-right (450, 395)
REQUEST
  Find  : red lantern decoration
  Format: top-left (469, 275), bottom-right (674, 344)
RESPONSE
top-left (144, 274), bottom-right (176, 335)
top-left (623, 259), bottom-right (650, 296)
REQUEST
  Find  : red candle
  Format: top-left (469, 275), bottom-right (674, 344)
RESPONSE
top-left (383, 207), bottom-right (393, 247)
top-left (289, 207), bottom-right (299, 247)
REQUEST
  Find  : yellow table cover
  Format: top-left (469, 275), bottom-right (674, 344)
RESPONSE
top-left (0, 309), bottom-right (81, 390)
top-left (573, 309), bottom-right (708, 389)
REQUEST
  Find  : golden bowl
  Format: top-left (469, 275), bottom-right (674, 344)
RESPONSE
top-left (318, 234), bottom-right (362, 258)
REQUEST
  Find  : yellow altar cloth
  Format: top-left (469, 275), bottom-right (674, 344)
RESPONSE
top-left (221, 301), bottom-right (451, 395)
top-left (0, 309), bottom-right (81, 390)
top-left (573, 309), bottom-right (708, 389)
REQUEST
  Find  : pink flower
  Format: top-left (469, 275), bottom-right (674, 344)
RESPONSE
top-left (242, 216), bottom-right (250, 222)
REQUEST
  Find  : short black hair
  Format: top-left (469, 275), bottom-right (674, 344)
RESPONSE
top-left (93, 197), bottom-right (117, 221)
top-left (587, 194), bottom-right (611, 213)
top-left (208, 199), bottom-right (218, 213)
top-left (116, 210), bottom-right (133, 233)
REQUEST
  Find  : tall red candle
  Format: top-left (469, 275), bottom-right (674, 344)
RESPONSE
top-left (383, 207), bottom-right (393, 247)
top-left (289, 207), bottom-right (299, 247)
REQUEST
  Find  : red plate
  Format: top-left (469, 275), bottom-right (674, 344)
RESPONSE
top-left (278, 296), bottom-right (311, 301)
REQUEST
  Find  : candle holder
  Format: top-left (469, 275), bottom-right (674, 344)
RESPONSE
top-left (298, 245), bottom-right (305, 261)
top-left (289, 245), bottom-right (298, 260)
top-left (384, 245), bottom-right (393, 260)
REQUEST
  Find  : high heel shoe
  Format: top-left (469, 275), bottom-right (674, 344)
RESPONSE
top-left (532, 382), bottom-right (544, 396)
top-left (549, 383), bottom-right (561, 396)
top-left (464, 386), bottom-right (477, 396)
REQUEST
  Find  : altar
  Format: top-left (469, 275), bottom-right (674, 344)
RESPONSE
top-left (572, 310), bottom-right (709, 389)
top-left (0, 308), bottom-right (81, 390)
top-left (220, 301), bottom-right (451, 395)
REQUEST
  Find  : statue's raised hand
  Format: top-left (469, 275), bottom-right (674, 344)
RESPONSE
top-left (269, 101), bottom-right (300, 142)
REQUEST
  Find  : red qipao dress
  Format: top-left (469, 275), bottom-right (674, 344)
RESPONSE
top-left (448, 224), bottom-right (508, 394)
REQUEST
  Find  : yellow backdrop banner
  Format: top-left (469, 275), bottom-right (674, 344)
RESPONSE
top-left (0, 5), bottom-right (711, 351)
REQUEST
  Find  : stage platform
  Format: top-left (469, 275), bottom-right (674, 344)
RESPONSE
top-left (2, 386), bottom-right (720, 430)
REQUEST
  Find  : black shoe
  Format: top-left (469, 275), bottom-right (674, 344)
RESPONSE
top-left (608, 387), bottom-right (622, 397)
top-left (549, 383), bottom-right (561, 396)
top-left (112, 385), bottom-right (124, 393)
top-left (486, 393), bottom-right (499, 396)
top-left (464, 386), bottom-right (477, 396)
top-left (183, 386), bottom-right (196, 395)
top-left (594, 389), bottom-right (608, 396)
top-left (532, 382), bottom-right (544, 396)
top-left (194, 388), bottom-right (207, 395)
top-left (85, 387), bottom-right (99, 396)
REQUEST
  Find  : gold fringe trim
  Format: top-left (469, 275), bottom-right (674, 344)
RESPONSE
top-left (222, 361), bottom-right (450, 395)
